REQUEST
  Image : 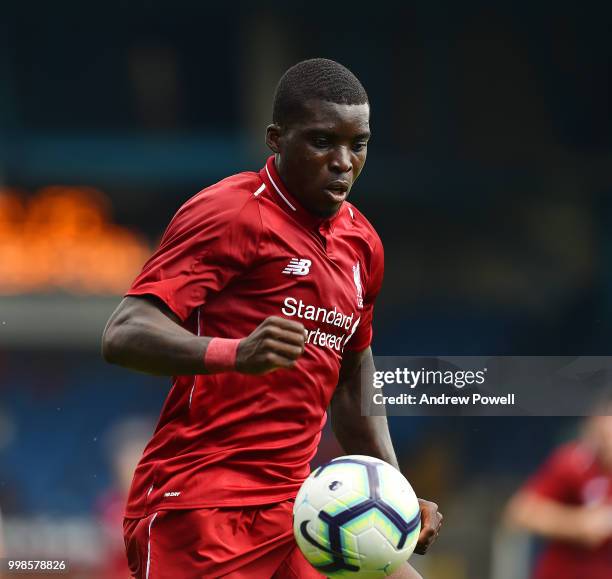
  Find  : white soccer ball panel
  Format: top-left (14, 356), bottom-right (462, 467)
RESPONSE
top-left (355, 527), bottom-right (405, 575)
top-left (378, 465), bottom-right (420, 523)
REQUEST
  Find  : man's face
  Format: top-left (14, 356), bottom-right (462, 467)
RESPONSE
top-left (266, 99), bottom-right (370, 218)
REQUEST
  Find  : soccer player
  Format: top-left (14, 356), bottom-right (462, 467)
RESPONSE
top-left (102, 58), bottom-right (442, 579)
top-left (505, 411), bottom-right (612, 579)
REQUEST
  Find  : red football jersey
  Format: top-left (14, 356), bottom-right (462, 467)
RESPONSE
top-left (523, 442), bottom-right (612, 579)
top-left (124, 156), bottom-right (384, 517)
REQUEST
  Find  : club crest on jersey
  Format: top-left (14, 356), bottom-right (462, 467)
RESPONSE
top-left (282, 258), bottom-right (312, 276)
top-left (353, 261), bottom-right (364, 308)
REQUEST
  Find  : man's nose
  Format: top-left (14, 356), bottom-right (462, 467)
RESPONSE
top-left (329, 147), bottom-right (352, 174)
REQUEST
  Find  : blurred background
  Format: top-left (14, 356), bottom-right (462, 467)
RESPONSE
top-left (1, 1), bottom-right (612, 577)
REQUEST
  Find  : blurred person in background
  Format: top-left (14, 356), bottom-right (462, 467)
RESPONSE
top-left (94, 417), bottom-right (153, 579)
top-left (103, 58), bottom-right (442, 578)
top-left (504, 407), bottom-right (612, 579)
top-left (0, 506), bottom-right (4, 559)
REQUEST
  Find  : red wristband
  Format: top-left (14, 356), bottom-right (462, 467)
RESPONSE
top-left (204, 338), bottom-right (241, 372)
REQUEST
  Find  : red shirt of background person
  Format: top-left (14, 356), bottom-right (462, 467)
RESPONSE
top-left (505, 414), bottom-right (612, 579)
top-left (93, 418), bottom-right (153, 579)
top-left (103, 59), bottom-right (441, 579)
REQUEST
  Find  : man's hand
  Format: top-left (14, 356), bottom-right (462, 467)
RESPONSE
top-left (414, 498), bottom-right (443, 555)
top-left (577, 505), bottom-right (612, 548)
top-left (236, 316), bottom-right (306, 374)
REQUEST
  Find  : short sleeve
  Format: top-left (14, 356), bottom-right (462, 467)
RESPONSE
top-left (344, 234), bottom-right (384, 352)
top-left (522, 444), bottom-right (582, 504)
top-left (127, 190), bottom-right (262, 321)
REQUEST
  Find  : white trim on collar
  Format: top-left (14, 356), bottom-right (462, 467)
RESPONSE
top-left (265, 165), bottom-right (297, 211)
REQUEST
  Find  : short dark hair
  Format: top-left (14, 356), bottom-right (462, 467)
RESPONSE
top-left (272, 58), bottom-right (369, 126)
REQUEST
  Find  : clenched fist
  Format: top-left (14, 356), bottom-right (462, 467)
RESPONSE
top-left (236, 316), bottom-right (306, 374)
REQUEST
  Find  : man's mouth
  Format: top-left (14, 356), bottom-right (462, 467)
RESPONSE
top-left (323, 181), bottom-right (350, 201)
top-left (326, 180), bottom-right (350, 193)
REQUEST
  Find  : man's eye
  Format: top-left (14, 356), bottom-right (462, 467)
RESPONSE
top-left (312, 137), bottom-right (330, 148)
top-left (352, 142), bottom-right (368, 152)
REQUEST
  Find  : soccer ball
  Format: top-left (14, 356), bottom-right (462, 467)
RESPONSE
top-left (293, 455), bottom-right (421, 578)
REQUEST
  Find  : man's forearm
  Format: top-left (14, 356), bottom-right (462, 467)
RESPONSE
top-left (505, 492), bottom-right (612, 547)
top-left (331, 347), bottom-right (444, 556)
top-left (102, 297), bottom-right (306, 377)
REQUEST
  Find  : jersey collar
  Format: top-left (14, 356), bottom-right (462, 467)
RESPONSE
top-left (260, 156), bottom-right (343, 232)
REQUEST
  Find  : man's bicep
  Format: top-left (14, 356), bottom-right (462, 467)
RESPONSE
top-left (108, 295), bottom-right (183, 329)
top-left (102, 295), bottom-right (186, 364)
top-left (128, 295), bottom-right (184, 325)
top-left (331, 350), bottom-right (365, 431)
top-left (337, 347), bottom-right (373, 391)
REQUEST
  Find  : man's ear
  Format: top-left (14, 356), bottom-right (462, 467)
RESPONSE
top-left (266, 124), bottom-right (281, 153)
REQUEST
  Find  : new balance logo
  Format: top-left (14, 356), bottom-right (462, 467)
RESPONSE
top-left (164, 491), bottom-right (181, 497)
top-left (282, 258), bottom-right (312, 276)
